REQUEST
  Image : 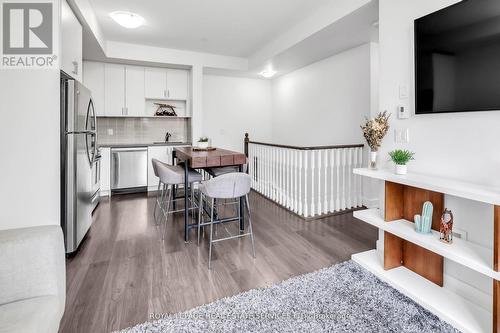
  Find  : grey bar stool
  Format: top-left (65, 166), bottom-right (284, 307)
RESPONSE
top-left (152, 158), bottom-right (202, 239)
top-left (152, 158), bottom-right (164, 225)
top-left (197, 172), bottom-right (255, 269)
top-left (205, 161), bottom-right (248, 178)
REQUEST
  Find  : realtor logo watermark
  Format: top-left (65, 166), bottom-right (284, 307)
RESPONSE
top-left (1, 1), bottom-right (58, 68)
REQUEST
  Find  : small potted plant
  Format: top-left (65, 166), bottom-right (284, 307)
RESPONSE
top-left (388, 149), bottom-right (415, 175)
top-left (197, 137), bottom-right (209, 149)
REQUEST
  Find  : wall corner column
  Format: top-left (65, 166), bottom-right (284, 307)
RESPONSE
top-left (190, 64), bottom-right (203, 143)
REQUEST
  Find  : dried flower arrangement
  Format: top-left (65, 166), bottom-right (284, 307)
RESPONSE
top-left (360, 111), bottom-right (391, 152)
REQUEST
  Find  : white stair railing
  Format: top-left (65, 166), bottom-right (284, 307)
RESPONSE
top-left (245, 134), bottom-right (364, 219)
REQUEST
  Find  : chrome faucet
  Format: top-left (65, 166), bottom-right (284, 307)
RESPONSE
top-left (165, 132), bottom-right (172, 142)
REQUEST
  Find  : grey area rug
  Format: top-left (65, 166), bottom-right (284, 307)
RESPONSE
top-left (116, 260), bottom-right (460, 333)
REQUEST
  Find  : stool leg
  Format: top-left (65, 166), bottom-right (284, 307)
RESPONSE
top-left (153, 181), bottom-right (161, 225)
top-left (162, 184), bottom-right (172, 241)
top-left (208, 198), bottom-right (214, 269)
top-left (197, 192), bottom-right (203, 246)
top-left (172, 185), bottom-right (177, 210)
top-left (191, 184), bottom-right (195, 218)
top-left (245, 195), bottom-right (256, 258)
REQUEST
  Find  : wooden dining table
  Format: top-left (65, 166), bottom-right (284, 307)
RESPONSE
top-left (173, 147), bottom-right (247, 242)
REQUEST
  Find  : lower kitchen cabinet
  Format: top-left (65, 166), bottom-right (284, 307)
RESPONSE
top-left (100, 148), bottom-right (111, 196)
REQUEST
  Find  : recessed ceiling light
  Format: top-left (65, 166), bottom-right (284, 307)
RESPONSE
top-left (260, 69), bottom-right (277, 78)
top-left (110, 11), bottom-right (144, 29)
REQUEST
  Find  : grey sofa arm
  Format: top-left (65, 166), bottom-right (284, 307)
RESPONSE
top-left (0, 226), bottom-right (65, 316)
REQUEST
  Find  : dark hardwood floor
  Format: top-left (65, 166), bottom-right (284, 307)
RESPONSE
top-left (59, 192), bottom-right (377, 333)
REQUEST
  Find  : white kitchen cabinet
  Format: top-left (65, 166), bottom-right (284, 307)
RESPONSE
top-left (104, 64), bottom-right (126, 116)
top-left (104, 64), bottom-right (145, 116)
top-left (145, 68), bottom-right (189, 100)
top-left (100, 148), bottom-right (111, 196)
top-left (125, 66), bottom-right (145, 116)
top-left (147, 145), bottom-right (189, 191)
top-left (145, 68), bottom-right (166, 99)
top-left (167, 69), bottom-right (189, 100)
top-left (83, 61), bottom-right (105, 116)
top-left (61, 0), bottom-right (82, 81)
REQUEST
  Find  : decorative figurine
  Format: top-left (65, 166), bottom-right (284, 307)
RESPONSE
top-left (439, 208), bottom-right (454, 244)
top-left (154, 103), bottom-right (177, 116)
top-left (414, 201), bottom-right (433, 234)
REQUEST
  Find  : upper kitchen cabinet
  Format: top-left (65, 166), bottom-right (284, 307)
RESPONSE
top-left (167, 69), bottom-right (189, 100)
top-left (104, 64), bottom-right (126, 116)
top-left (83, 61), bottom-right (105, 116)
top-left (104, 64), bottom-right (145, 116)
top-left (61, 1), bottom-right (82, 81)
top-left (125, 66), bottom-right (146, 116)
top-left (145, 68), bottom-right (189, 100)
top-left (144, 68), bottom-right (166, 100)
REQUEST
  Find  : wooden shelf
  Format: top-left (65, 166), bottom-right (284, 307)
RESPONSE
top-left (354, 209), bottom-right (500, 280)
top-left (354, 168), bottom-right (500, 206)
top-left (352, 250), bottom-right (491, 333)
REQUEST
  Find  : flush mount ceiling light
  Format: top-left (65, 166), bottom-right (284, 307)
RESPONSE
top-left (110, 11), bottom-right (144, 29)
top-left (260, 69), bottom-right (277, 78)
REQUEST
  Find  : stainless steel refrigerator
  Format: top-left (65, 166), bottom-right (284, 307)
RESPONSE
top-left (61, 72), bottom-right (99, 254)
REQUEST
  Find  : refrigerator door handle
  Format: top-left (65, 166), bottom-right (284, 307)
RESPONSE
top-left (85, 99), bottom-right (98, 165)
top-left (113, 152), bottom-right (120, 188)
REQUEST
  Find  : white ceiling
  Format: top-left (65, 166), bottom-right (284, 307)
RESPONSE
top-left (88, 0), bottom-right (333, 57)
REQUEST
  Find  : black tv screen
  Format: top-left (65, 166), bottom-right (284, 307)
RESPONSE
top-left (415, 0), bottom-right (500, 114)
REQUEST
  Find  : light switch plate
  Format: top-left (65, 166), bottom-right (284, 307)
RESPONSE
top-left (107, 128), bottom-right (114, 136)
top-left (403, 128), bottom-right (410, 143)
top-left (394, 128), bottom-right (410, 143)
top-left (399, 85), bottom-right (409, 99)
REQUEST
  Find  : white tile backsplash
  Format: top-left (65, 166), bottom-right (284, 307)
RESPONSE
top-left (97, 117), bottom-right (191, 145)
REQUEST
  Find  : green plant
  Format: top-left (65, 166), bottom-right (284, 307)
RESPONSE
top-left (389, 149), bottom-right (415, 165)
top-left (198, 137), bottom-right (209, 142)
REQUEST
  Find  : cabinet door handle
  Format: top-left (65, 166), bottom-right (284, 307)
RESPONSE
top-left (167, 89), bottom-right (170, 98)
top-left (72, 61), bottom-right (78, 75)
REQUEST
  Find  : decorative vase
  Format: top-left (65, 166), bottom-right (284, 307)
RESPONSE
top-left (198, 141), bottom-right (209, 149)
top-left (369, 150), bottom-right (378, 169)
top-left (395, 164), bottom-right (407, 175)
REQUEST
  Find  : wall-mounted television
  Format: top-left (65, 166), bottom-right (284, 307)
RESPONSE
top-left (415, 0), bottom-right (500, 114)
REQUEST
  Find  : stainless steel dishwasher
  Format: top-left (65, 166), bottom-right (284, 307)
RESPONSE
top-left (111, 147), bottom-right (148, 193)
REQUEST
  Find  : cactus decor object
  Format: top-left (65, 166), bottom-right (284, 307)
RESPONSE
top-left (414, 201), bottom-right (433, 234)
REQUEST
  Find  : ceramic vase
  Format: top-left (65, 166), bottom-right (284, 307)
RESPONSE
top-left (369, 150), bottom-right (378, 169)
top-left (396, 164), bottom-right (407, 175)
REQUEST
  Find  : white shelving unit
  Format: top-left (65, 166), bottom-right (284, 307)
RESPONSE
top-left (353, 168), bottom-right (500, 333)
top-left (354, 168), bottom-right (500, 205)
top-left (355, 208), bottom-right (498, 279)
top-left (353, 250), bottom-right (491, 333)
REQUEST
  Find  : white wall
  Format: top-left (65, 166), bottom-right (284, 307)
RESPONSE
top-left (378, 0), bottom-right (499, 311)
top-left (0, 70), bottom-right (61, 230)
top-left (271, 43), bottom-right (373, 146)
top-left (202, 75), bottom-right (273, 152)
